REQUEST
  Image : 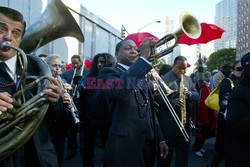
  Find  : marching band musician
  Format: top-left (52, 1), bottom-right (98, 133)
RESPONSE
top-left (45, 54), bottom-right (72, 167)
top-left (98, 39), bottom-right (169, 167)
top-left (0, 7), bottom-right (62, 167)
top-left (157, 56), bottom-right (199, 167)
top-left (61, 54), bottom-right (88, 159)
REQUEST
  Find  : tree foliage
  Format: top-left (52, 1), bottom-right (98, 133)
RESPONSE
top-left (206, 48), bottom-right (236, 72)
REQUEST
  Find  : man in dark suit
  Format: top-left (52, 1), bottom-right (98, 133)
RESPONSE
top-left (61, 54), bottom-right (88, 159)
top-left (62, 55), bottom-right (88, 85)
top-left (98, 39), bottom-right (168, 167)
top-left (0, 7), bottom-right (62, 167)
top-left (158, 56), bottom-right (199, 167)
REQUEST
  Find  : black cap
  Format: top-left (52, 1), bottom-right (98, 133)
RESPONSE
top-left (241, 52), bottom-right (250, 69)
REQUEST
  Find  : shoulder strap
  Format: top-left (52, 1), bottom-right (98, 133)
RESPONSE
top-left (226, 78), bottom-right (234, 89)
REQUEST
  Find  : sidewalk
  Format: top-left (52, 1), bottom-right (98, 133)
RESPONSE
top-left (62, 135), bottom-right (225, 167)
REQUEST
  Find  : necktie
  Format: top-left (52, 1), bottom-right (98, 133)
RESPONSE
top-left (0, 62), bottom-right (9, 75)
top-left (0, 62), bottom-right (15, 88)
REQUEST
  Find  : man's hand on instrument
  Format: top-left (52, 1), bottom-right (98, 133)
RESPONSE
top-left (62, 92), bottom-right (71, 104)
top-left (0, 92), bottom-right (13, 113)
top-left (183, 87), bottom-right (189, 96)
top-left (63, 83), bottom-right (72, 92)
top-left (139, 37), bottom-right (155, 60)
top-left (44, 77), bottom-right (62, 105)
top-left (159, 141), bottom-right (169, 159)
top-left (170, 98), bottom-right (184, 108)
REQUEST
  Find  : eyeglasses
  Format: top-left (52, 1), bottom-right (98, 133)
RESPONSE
top-left (235, 67), bottom-right (243, 72)
top-left (51, 64), bottom-right (62, 68)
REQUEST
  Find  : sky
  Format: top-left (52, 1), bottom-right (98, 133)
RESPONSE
top-left (75, 0), bottom-right (221, 74)
top-left (77, 0), bottom-right (221, 37)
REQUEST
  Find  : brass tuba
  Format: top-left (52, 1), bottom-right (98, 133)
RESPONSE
top-left (0, 0), bottom-right (84, 160)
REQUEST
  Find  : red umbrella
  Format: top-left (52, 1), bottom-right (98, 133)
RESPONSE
top-left (125, 32), bottom-right (159, 47)
top-left (178, 22), bottom-right (225, 45)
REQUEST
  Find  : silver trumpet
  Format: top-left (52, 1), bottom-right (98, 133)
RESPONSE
top-left (71, 58), bottom-right (86, 98)
top-left (57, 75), bottom-right (80, 126)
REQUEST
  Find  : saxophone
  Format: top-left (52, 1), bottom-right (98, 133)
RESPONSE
top-left (179, 74), bottom-right (186, 125)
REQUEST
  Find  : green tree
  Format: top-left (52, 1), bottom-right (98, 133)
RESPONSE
top-left (206, 48), bottom-right (236, 72)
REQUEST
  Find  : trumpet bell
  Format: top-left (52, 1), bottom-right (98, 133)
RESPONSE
top-left (149, 11), bottom-right (201, 62)
top-left (177, 11), bottom-right (201, 39)
top-left (20, 0), bottom-right (84, 53)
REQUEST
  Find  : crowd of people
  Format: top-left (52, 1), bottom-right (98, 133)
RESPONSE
top-left (0, 6), bottom-right (250, 167)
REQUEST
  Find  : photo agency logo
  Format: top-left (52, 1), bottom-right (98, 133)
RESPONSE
top-left (85, 77), bottom-right (147, 90)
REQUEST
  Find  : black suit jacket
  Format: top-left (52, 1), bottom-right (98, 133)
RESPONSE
top-left (98, 58), bottom-right (164, 167)
top-left (158, 70), bottom-right (199, 139)
top-left (61, 66), bottom-right (88, 84)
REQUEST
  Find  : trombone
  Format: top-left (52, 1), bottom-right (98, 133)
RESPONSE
top-left (148, 11), bottom-right (201, 141)
top-left (148, 69), bottom-right (189, 141)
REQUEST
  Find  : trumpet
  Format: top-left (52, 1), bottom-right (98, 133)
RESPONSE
top-left (148, 11), bottom-right (201, 63)
top-left (71, 58), bottom-right (85, 98)
top-left (57, 75), bottom-right (80, 126)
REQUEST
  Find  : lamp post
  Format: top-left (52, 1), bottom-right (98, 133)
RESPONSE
top-left (138, 20), bottom-right (161, 32)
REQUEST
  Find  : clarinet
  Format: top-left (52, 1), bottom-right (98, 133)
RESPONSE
top-left (57, 75), bottom-right (80, 126)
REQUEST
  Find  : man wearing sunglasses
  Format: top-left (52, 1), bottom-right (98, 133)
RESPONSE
top-left (231, 60), bottom-right (243, 85)
top-left (208, 60), bottom-right (242, 167)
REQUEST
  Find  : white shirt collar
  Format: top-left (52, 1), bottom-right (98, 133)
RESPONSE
top-left (0, 55), bottom-right (17, 80)
top-left (117, 62), bottom-right (130, 70)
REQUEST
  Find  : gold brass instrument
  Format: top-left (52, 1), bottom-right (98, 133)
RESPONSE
top-left (0, 41), bottom-right (52, 160)
top-left (148, 11), bottom-right (201, 62)
top-left (147, 12), bottom-right (201, 141)
top-left (179, 74), bottom-right (187, 125)
top-left (57, 75), bottom-right (80, 125)
top-left (19, 0), bottom-right (84, 54)
top-left (0, 0), bottom-right (84, 160)
top-left (148, 69), bottom-right (189, 141)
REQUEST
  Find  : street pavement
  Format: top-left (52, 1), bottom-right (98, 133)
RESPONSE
top-left (62, 134), bottom-right (225, 167)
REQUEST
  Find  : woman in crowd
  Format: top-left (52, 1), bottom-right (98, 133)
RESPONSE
top-left (225, 52), bottom-right (250, 167)
top-left (78, 53), bottom-right (116, 167)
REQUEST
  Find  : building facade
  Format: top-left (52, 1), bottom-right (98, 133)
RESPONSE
top-left (0, 0), bottom-right (121, 63)
top-left (236, 0), bottom-right (250, 59)
top-left (214, 0), bottom-right (237, 51)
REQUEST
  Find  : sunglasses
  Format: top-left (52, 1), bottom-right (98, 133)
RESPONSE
top-left (51, 64), bottom-right (62, 68)
top-left (235, 67), bottom-right (243, 71)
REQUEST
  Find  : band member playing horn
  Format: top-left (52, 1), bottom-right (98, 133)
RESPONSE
top-left (98, 39), bottom-right (168, 167)
top-left (157, 56), bottom-right (199, 167)
top-left (61, 54), bottom-right (87, 159)
top-left (0, 7), bottom-right (62, 167)
top-left (45, 54), bottom-right (74, 167)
